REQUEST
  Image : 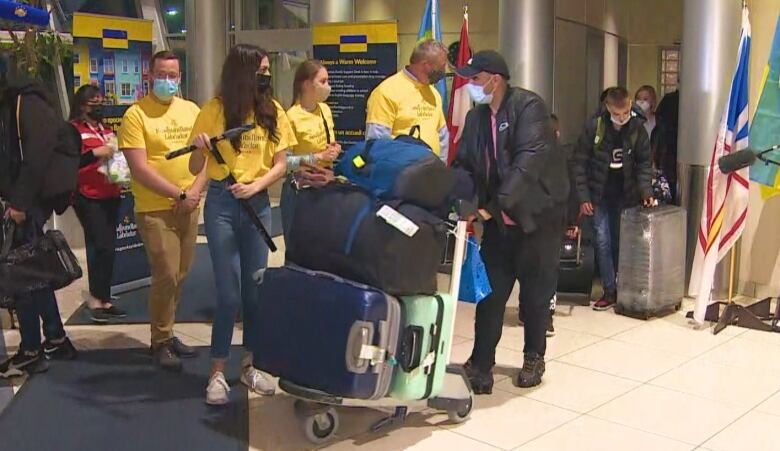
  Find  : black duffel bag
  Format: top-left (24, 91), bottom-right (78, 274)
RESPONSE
top-left (0, 218), bottom-right (83, 300)
top-left (286, 183), bottom-right (446, 295)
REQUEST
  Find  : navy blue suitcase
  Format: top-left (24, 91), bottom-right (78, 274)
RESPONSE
top-left (251, 265), bottom-right (401, 400)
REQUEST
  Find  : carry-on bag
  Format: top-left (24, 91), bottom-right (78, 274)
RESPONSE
top-left (616, 205), bottom-right (686, 319)
top-left (286, 183), bottom-right (446, 295)
top-left (251, 265), bottom-right (401, 400)
top-left (334, 127), bottom-right (455, 210)
top-left (389, 293), bottom-right (456, 400)
top-left (556, 228), bottom-right (595, 304)
top-left (0, 219), bottom-right (82, 297)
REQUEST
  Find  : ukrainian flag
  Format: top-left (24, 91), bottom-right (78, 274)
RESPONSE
top-left (417, 0), bottom-right (447, 114)
top-left (749, 12), bottom-right (780, 199)
top-left (340, 35), bottom-right (368, 53)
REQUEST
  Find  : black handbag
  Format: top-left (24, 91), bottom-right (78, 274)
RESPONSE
top-left (0, 218), bottom-right (83, 299)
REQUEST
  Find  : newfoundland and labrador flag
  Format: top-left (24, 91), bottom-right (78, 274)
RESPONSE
top-left (689, 6), bottom-right (751, 324)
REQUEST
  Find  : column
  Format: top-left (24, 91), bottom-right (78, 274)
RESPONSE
top-left (498, 0), bottom-right (555, 106)
top-left (185, 0), bottom-right (227, 105)
top-left (310, 0), bottom-right (354, 24)
top-left (678, 0), bottom-right (742, 295)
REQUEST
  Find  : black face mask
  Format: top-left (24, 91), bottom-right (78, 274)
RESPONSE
top-left (428, 68), bottom-right (446, 85)
top-left (256, 74), bottom-right (272, 92)
top-left (87, 105), bottom-right (104, 121)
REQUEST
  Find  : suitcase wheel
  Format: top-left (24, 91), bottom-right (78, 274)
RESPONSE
top-left (447, 394), bottom-right (474, 424)
top-left (302, 406), bottom-right (339, 445)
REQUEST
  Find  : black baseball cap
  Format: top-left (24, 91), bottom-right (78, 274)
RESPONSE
top-left (455, 50), bottom-right (510, 79)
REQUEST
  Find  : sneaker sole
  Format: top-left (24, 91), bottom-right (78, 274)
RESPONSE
top-left (0, 368), bottom-right (25, 378)
top-left (90, 316), bottom-right (110, 324)
top-left (592, 304), bottom-right (615, 311)
top-left (206, 396), bottom-right (230, 406)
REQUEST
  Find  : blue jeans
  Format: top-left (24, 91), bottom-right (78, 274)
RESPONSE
top-left (279, 175), bottom-right (296, 245)
top-left (204, 180), bottom-right (271, 360)
top-left (11, 210), bottom-right (66, 353)
top-left (592, 200), bottom-right (622, 295)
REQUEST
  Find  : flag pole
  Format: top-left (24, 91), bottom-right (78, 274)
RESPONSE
top-left (432, 0), bottom-right (437, 38)
top-left (727, 244), bottom-right (737, 304)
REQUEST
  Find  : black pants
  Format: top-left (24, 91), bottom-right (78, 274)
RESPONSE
top-left (470, 212), bottom-right (564, 371)
top-left (73, 194), bottom-right (120, 301)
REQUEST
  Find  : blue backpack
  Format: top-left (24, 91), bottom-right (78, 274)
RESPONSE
top-left (335, 127), bottom-right (455, 209)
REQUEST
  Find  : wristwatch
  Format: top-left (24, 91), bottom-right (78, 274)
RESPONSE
top-left (179, 190), bottom-right (187, 200)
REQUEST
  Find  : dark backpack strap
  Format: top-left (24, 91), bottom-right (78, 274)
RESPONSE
top-left (319, 108), bottom-right (332, 144)
top-left (409, 125), bottom-right (422, 139)
top-left (354, 139), bottom-right (377, 169)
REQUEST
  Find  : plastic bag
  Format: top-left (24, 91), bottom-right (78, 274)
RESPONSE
top-left (458, 235), bottom-right (492, 304)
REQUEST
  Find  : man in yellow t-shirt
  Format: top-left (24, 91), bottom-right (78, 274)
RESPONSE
top-left (118, 51), bottom-right (205, 372)
top-left (366, 39), bottom-right (450, 161)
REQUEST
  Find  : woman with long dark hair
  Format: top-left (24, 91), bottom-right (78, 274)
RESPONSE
top-left (280, 59), bottom-right (340, 241)
top-left (188, 44), bottom-right (293, 405)
top-left (69, 84), bottom-right (126, 323)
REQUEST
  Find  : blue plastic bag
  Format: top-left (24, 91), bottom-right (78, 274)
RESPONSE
top-left (458, 236), bottom-right (492, 304)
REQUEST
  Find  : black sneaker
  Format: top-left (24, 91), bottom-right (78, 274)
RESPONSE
top-left (0, 350), bottom-right (49, 378)
top-left (103, 305), bottom-right (127, 318)
top-left (514, 353), bottom-right (545, 388)
top-left (89, 308), bottom-right (110, 324)
top-left (170, 336), bottom-right (198, 358)
top-left (463, 359), bottom-right (494, 395)
top-left (152, 343), bottom-right (182, 372)
top-left (43, 337), bottom-right (78, 360)
top-left (546, 313), bottom-right (556, 337)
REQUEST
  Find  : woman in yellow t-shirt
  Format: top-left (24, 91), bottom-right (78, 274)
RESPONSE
top-left (187, 44), bottom-right (294, 406)
top-left (280, 59), bottom-right (341, 242)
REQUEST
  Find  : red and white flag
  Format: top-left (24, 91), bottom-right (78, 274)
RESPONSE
top-left (689, 7), bottom-right (751, 323)
top-left (446, 7), bottom-right (472, 166)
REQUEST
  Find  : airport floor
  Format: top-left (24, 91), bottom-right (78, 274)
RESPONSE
top-left (1, 234), bottom-right (779, 451)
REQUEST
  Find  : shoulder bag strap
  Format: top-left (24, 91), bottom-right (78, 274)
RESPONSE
top-left (319, 108), bottom-right (332, 144)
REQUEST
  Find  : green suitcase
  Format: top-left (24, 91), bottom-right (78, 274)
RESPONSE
top-left (389, 293), bottom-right (456, 400)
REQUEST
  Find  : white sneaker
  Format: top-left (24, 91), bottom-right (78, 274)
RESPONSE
top-left (206, 371), bottom-right (231, 405)
top-left (241, 365), bottom-right (275, 396)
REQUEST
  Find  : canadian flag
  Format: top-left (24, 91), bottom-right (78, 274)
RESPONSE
top-left (447, 8), bottom-right (472, 166)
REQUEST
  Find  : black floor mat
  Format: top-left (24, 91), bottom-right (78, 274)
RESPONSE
top-left (198, 206), bottom-right (283, 238)
top-left (0, 347), bottom-right (248, 451)
top-left (66, 244), bottom-right (219, 325)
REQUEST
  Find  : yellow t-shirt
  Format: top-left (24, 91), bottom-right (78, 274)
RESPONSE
top-left (366, 70), bottom-right (446, 155)
top-left (118, 95), bottom-right (201, 213)
top-left (188, 98), bottom-right (296, 183)
top-left (286, 102), bottom-right (335, 156)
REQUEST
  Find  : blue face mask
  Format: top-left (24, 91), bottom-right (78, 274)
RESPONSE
top-left (153, 78), bottom-right (179, 101)
top-left (466, 81), bottom-right (493, 105)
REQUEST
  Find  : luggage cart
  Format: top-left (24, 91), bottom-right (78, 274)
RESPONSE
top-left (278, 203), bottom-right (476, 445)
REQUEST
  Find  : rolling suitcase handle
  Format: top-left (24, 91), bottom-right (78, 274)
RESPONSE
top-left (442, 199), bottom-right (474, 366)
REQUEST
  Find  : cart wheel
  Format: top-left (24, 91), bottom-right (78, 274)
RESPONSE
top-left (447, 395), bottom-right (473, 424)
top-left (302, 407), bottom-right (339, 444)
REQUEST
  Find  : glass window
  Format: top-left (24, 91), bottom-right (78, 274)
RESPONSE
top-left (241, 0), bottom-right (310, 30)
top-left (659, 46), bottom-right (681, 96)
top-left (122, 59), bottom-right (128, 73)
top-left (74, 75), bottom-right (81, 88)
top-left (160, 0), bottom-right (186, 34)
top-left (89, 58), bottom-right (98, 73)
top-left (73, 52), bottom-right (80, 64)
top-left (120, 83), bottom-right (131, 97)
top-left (105, 80), bottom-right (116, 99)
top-left (104, 58), bottom-right (115, 75)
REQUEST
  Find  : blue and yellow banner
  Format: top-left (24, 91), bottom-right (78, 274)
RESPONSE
top-left (749, 12), bottom-right (780, 199)
top-left (313, 21), bottom-right (398, 147)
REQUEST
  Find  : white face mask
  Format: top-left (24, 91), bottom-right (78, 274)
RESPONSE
top-left (636, 100), bottom-right (651, 114)
top-left (467, 82), bottom-right (493, 104)
top-left (314, 83), bottom-right (331, 102)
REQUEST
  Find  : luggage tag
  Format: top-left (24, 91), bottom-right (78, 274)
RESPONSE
top-left (376, 205), bottom-right (419, 237)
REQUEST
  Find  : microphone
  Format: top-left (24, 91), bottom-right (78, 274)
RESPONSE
top-left (718, 149), bottom-right (756, 174)
top-left (165, 124), bottom-right (255, 160)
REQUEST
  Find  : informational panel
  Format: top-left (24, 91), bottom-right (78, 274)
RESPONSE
top-left (72, 13), bottom-right (154, 293)
top-left (312, 21), bottom-right (398, 147)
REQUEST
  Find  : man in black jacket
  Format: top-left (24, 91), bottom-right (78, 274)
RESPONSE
top-left (574, 87), bottom-right (655, 312)
top-left (454, 51), bottom-right (569, 392)
top-left (0, 55), bottom-right (78, 378)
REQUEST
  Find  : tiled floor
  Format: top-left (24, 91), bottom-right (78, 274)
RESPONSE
top-left (1, 237), bottom-right (779, 450)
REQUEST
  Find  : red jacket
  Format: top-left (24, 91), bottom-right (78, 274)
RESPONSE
top-left (71, 120), bottom-right (121, 199)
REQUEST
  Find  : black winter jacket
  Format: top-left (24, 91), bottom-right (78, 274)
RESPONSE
top-left (454, 87), bottom-right (569, 234)
top-left (573, 112), bottom-right (653, 207)
top-left (2, 80), bottom-right (80, 215)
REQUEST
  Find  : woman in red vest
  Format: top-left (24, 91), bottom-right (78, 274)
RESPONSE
top-left (69, 84), bottom-right (126, 323)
